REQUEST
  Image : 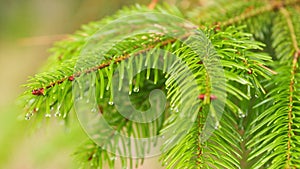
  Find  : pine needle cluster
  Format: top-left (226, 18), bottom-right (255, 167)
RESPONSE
top-left (20, 0), bottom-right (300, 168)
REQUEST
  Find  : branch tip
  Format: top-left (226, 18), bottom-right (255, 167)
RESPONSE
top-left (32, 88), bottom-right (45, 96)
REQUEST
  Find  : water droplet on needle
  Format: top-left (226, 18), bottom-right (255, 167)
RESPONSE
top-left (45, 113), bottom-right (51, 118)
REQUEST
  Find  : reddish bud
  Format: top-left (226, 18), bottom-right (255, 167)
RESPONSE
top-left (68, 75), bottom-right (75, 81)
top-left (210, 94), bottom-right (217, 100)
top-left (32, 88), bottom-right (44, 96)
top-left (198, 94), bottom-right (217, 100)
top-left (198, 94), bottom-right (205, 100)
top-left (213, 22), bottom-right (221, 32)
top-left (88, 154), bottom-right (93, 161)
top-left (248, 69), bottom-right (252, 74)
top-left (215, 25), bottom-right (221, 32)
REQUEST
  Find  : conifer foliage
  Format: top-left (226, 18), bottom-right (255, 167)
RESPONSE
top-left (20, 0), bottom-right (300, 168)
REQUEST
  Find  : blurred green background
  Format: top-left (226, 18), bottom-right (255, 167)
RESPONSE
top-left (0, 0), bottom-right (203, 168)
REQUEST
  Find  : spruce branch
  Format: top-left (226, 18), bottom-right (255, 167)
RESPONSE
top-left (280, 6), bottom-right (300, 167)
top-left (31, 36), bottom-right (179, 95)
top-left (221, 0), bottom-right (300, 26)
top-left (19, 1), bottom-right (300, 168)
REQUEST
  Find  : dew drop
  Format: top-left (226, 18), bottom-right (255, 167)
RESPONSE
top-left (91, 108), bottom-right (97, 113)
top-left (161, 135), bottom-right (165, 139)
top-left (25, 113), bottom-right (31, 120)
top-left (110, 156), bottom-right (117, 161)
top-left (55, 112), bottom-right (61, 117)
top-left (254, 94), bottom-right (258, 98)
top-left (239, 113), bottom-right (246, 118)
top-left (45, 113), bottom-right (52, 118)
top-left (133, 87), bottom-right (139, 92)
top-left (174, 107), bottom-right (179, 112)
top-left (108, 101), bottom-right (114, 105)
top-left (214, 122), bottom-right (220, 129)
top-left (76, 96), bottom-right (83, 101)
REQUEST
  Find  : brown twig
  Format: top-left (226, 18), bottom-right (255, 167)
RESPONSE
top-left (30, 0), bottom-right (300, 95)
top-left (280, 6), bottom-right (300, 167)
top-left (148, 0), bottom-right (159, 10)
top-left (221, 0), bottom-right (300, 26)
top-left (256, 63), bottom-right (277, 75)
top-left (31, 34), bottom-right (190, 95)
